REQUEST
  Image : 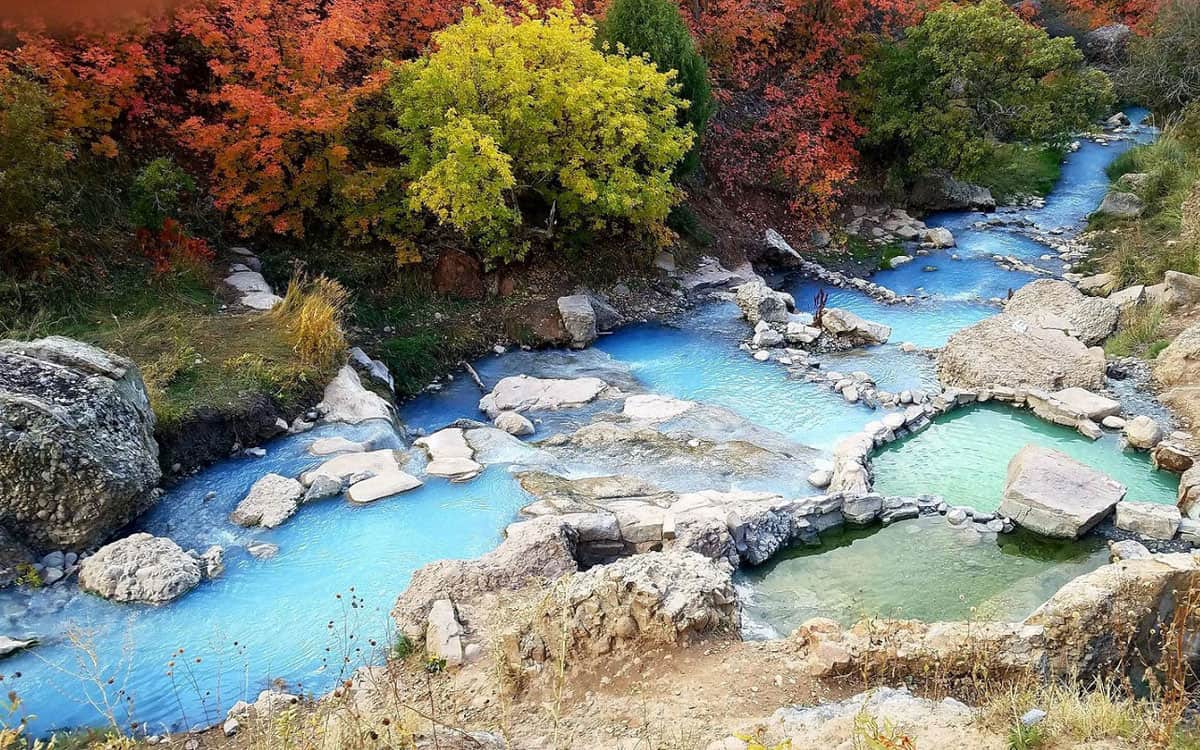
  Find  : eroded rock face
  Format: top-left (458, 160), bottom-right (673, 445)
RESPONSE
top-left (392, 517), bottom-right (579, 640)
top-left (0, 337), bottom-right (161, 550)
top-left (909, 171), bottom-right (995, 212)
top-left (548, 551), bottom-right (736, 655)
top-left (999, 445), bottom-right (1125, 538)
top-left (937, 313), bottom-right (1106, 391)
top-left (78, 533), bottom-right (202, 604)
top-left (1156, 321), bottom-right (1200, 389)
top-left (1004, 279), bottom-right (1119, 346)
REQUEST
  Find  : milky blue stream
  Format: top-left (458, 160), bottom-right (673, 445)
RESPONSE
top-left (2, 110), bottom-right (1175, 736)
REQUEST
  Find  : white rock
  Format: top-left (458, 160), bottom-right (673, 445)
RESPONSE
top-left (426, 599), bottom-right (464, 666)
top-left (999, 445), bottom-right (1125, 538)
top-left (78, 533), bottom-right (202, 604)
top-left (479, 375), bottom-right (607, 418)
top-left (1124, 415), bottom-right (1164, 450)
top-left (230, 474), bottom-right (304, 528)
top-left (346, 471), bottom-right (422, 503)
top-left (318, 366), bottom-right (395, 425)
top-left (622, 394), bottom-right (695, 423)
top-left (807, 470), bottom-right (832, 489)
top-left (300, 449), bottom-right (403, 486)
top-left (308, 437), bottom-right (368, 456)
top-left (493, 411), bottom-right (535, 436)
top-left (1115, 501), bottom-right (1181, 540)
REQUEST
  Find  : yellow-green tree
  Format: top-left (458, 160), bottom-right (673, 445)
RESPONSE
top-left (385, 1), bottom-right (694, 262)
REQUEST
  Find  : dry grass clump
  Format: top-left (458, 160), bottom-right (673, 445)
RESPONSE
top-left (269, 274), bottom-right (350, 371)
top-left (1104, 304), bottom-right (1168, 358)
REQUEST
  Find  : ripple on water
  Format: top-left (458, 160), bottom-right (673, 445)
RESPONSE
top-left (872, 403), bottom-right (1180, 512)
top-left (737, 515), bottom-right (1109, 632)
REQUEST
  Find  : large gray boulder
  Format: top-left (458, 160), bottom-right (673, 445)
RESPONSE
top-left (0, 337), bottom-right (161, 551)
top-left (1084, 24), bottom-right (1131, 63)
top-left (1004, 279), bottom-right (1119, 346)
top-left (909, 171), bottom-right (995, 212)
top-left (1095, 191), bottom-right (1144, 220)
top-left (78, 533), bottom-right (202, 603)
top-left (819, 308), bottom-right (891, 346)
top-left (556, 295), bottom-right (598, 349)
top-left (937, 314), bottom-right (1107, 391)
top-left (230, 473), bottom-right (305, 528)
top-left (999, 445), bottom-right (1126, 538)
top-left (1163, 271), bottom-right (1200, 310)
top-left (734, 280), bottom-right (792, 325)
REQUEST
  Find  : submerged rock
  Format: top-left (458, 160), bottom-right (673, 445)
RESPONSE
top-left (0, 337), bottom-right (161, 550)
top-left (999, 445), bottom-right (1125, 538)
top-left (78, 533), bottom-right (202, 604)
top-left (937, 313), bottom-right (1106, 391)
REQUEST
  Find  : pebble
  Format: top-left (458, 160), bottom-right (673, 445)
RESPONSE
top-left (243, 447), bottom-right (267, 458)
top-left (753, 351), bottom-right (770, 361)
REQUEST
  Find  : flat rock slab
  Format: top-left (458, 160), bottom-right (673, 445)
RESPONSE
top-left (300, 450), bottom-right (403, 486)
top-left (415, 428), bottom-right (474, 461)
top-left (308, 437), bottom-right (368, 456)
top-left (425, 457), bottom-right (483, 481)
top-left (999, 445), bottom-right (1125, 538)
top-left (622, 394), bottom-right (695, 423)
top-left (479, 375), bottom-right (608, 418)
top-left (1052, 387), bottom-right (1121, 421)
top-left (1115, 501), bottom-right (1181, 540)
top-left (346, 471), bottom-right (422, 504)
top-left (224, 271), bottom-right (272, 294)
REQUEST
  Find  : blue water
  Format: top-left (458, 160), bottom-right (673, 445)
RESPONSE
top-left (3, 110), bottom-right (1161, 737)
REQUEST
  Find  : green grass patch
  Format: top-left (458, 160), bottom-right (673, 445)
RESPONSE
top-left (965, 143), bottom-right (1064, 202)
top-left (1104, 305), bottom-right (1166, 358)
top-left (2, 268), bottom-right (335, 431)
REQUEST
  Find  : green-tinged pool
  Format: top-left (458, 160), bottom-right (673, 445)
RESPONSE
top-left (738, 515), bottom-right (1109, 633)
top-left (871, 403), bottom-right (1179, 512)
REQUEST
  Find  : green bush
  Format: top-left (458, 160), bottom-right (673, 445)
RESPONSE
top-left (600, 0), bottom-right (714, 175)
top-left (385, 1), bottom-right (693, 263)
top-left (129, 157), bottom-right (197, 232)
top-left (858, 0), bottom-right (1113, 183)
top-left (0, 73), bottom-right (72, 281)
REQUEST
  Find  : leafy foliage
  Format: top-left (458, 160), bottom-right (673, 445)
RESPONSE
top-left (129, 157), bottom-right (195, 232)
top-left (1060, 0), bottom-right (1161, 31)
top-left (858, 0), bottom-right (1113, 182)
top-left (0, 72), bottom-right (72, 281)
top-left (600, 0), bottom-right (714, 174)
top-left (692, 0), bottom-right (918, 224)
top-left (385, 1), bottom-right (693, 262)
top-left (1119, 0), bottom-right (1200, 113)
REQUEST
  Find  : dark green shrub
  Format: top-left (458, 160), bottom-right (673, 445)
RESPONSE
top-left (600, 0), bottom-right (715, 174)
top-left (858, 0), bottom-right (1112, 183)
top-left (129, 157), bottom-right (197, 232)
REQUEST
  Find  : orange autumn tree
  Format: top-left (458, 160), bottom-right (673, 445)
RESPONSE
top-left (1060, 0), bottom-right (1161, 31)
top-left (684, 0), bottom-right (923, 228)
